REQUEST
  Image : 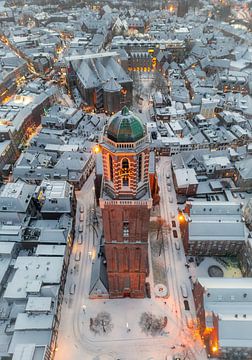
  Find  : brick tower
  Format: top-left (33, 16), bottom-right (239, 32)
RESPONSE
top-left (99, 106), bottom-right (152, 298)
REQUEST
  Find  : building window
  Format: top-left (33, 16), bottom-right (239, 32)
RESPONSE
top-left (109, 154), bottom-right (113, 182)
top-left (123, 221), bottom-right (129, 237)
top-left (138, 154), bottom-right (142, 182)
top-left (121, 158), bottom-right (129, 186)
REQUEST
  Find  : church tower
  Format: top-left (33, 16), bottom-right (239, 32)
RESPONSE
top-left (99, 106), bottom-right (152, 298)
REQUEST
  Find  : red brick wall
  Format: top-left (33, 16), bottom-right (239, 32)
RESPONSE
top-left (102, 204), bottom-right (150, 243)
top-left (193, 281), bottom-right (206, 336)
top-left (102, 203), bottom-right (150, 298)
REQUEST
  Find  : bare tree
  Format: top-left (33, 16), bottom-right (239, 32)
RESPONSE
top-left (139, 312), bottom-right (167, 336)
top-left (89, 312), bottom-right (113, 335)
top-left (150, 217), bottom-right (171, 256)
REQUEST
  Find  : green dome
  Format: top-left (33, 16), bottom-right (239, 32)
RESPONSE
top-left (107, 106), bottom-right (144, 143)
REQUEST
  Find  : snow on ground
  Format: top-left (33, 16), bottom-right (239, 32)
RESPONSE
top-left (189, 257), bottom-right (242, 280)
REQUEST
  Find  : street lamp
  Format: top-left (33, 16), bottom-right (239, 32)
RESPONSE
top-left (92, 144), bottom-right (100, 154)
top-left (178, 214), bottom-right (184, 223)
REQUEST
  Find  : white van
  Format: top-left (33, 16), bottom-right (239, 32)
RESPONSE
top-left (69, 283), bottom-right (76, 295)
top-left (75, 251), bottom-right (81, 261)
top-left (175, 241), bottom-right (180, 250)
top-left (79, 213), bottom-right (84, 222)
top-left (180, 283), bottom-right (188, 298)
top-left (171, 211), bottom-right (175, 218)
top-left (78, 235), bottom-right (83, 245)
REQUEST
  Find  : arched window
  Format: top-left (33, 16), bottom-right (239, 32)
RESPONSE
top-left (138, 154), bottom-right (142, 182)
top-left (121, 158), bottom-right (129, 186)
top-left (109, 154), bottom-right (113, 182)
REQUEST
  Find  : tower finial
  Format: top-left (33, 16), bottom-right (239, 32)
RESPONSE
top-left (121, 106), bottom-right (129, 116)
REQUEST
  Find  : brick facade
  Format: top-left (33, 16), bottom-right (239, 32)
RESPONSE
top-left (102, 203), bottom-right (150, 298)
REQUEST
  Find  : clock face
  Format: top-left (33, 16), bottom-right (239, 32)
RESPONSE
top-left (119, 167), bottom-right (134, 179)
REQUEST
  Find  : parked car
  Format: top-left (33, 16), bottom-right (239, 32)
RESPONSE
top-left (184, 300), bottom-right (190, 311)
top-left (180, 283), bottom-right (188, 298)
top-left (80, 205), bottom-right (84, 213)
top-left (167, 186), bottom-right (171, 192)
top-left (175, 241), bottom-right (180, 250)
top-left (171, 212), bottom-right (175, 219)
top-left (173, 229), bottom-right (178, 238)
top-left (78, 235), bottom-right (83, 245)
top-left (172, 220), bottom-right (176, 228)
top-left (69, 283), bottom-right (76, 295)
top-left (169, 197), bottom-right (173, 203)
top-left (173, 356), bottom-right (182, 360)
top-left (75, 251), bottom-right (81, 261)
top-left (79, 213), bottom-right (84, 222)
top-left (79, 223), bottom-right (83, 233)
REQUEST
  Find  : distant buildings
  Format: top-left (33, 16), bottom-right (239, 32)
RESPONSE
top-left (177, 0), bottom-right (189, 17)
top-left (180, 201), bottom-right (247, 256)
top-left (67, 53), bottom-right (133, 114)
top-left (173, 168), bottom-right (198, 196)
top-left (0, 178), bottom-right (74, 359)
top-left (0, 85), bottom-right (57, 178)
top-left (12, 104), bottom-right (100, 189)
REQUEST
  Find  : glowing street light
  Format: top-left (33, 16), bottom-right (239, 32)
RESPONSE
top-left (92, 144), bottom-right (100, 154)
top-left (212, 345), bottom-right (218, 353)
top-left (178, 214), bottom-right (185, 223)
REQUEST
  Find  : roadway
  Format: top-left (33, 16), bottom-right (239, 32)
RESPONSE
top-left (157, 157), bottom-right (207, 360)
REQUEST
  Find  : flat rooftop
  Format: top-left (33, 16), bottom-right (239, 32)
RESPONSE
top-left (4, 256), bottom-right (63, 300)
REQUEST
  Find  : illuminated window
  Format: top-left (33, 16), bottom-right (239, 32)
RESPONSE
top-left (109, 154), bottom-right (113, 182)
top-left (123, 221), bottom-right (129, 237)
top-left (122, 158), bottom-right (129, 186)
top-left (138, 154), bottom-right (142, 182)
top-left (121, 88), bottom-right (127, 96)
